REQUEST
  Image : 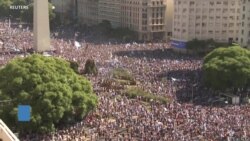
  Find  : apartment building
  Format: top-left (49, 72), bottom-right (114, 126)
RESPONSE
top-left (121, 0), bottom-right (166, 41)
top-left (77, 0), bottom-right (99, 26)
top-left (98, 0), bottom-right (122, 28)
top-left (239, 0), bottom-right (250, 48)
top-left (171, 0), bottom-right (242, 48)
top-left (52, 0), bottom-right (169, 41)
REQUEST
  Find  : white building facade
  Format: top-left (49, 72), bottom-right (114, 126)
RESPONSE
top-left (98, 0), bottom-right (122, 28)
top-left (171, 0), bottom-right (250, 49)
top-left (239, 0), bottom-right (250, 48)
top-left (121, 0), bottom-right (167, 41)
top-left (77, 0), bottom-right (99, 26)
top-left (171, 0), bottom-right (242, 48)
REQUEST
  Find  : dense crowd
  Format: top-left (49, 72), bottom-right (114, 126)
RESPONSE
top-left (1, 20), bottom-right (250, 141)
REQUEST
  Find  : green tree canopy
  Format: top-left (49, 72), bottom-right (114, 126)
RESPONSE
top-left (97, 20), bottom-right (112, 35)
top-left (203, 45), bottom-right (250, 92)
top-left (0, 0), bottom-right (56, 23)
top-left (0, 54), bottom-right (98, 133)
top-left (0, 0), bottom-right (12, 17)
top-left (84, 59), bottom-right (98, 75)
top-left (19, 0), bottom-right (56, 23)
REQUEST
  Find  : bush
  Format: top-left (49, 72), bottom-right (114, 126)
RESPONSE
top-left (186, 39), bottom-right (229, 52)
top-left (124, 87), bottom-right (168, 104)
top-left (84, 59), bottom-right (98, 75)
top-left (0, 54), bottom-right (98, 133)
top-left (0, 0), bottom-right (11, 17)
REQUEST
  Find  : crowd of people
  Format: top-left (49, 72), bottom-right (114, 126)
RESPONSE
top-left (1, 20), bottom-right (250, 141)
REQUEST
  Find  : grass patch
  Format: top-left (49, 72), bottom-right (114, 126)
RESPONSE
top-left (123, 87), bottom-right (168, 104)
top-left (110, 68), bottom-right (136, 85)
top-left (112, 68), bottom-right (134, 81)
top-left (114, 78), bottom-right (136, 85)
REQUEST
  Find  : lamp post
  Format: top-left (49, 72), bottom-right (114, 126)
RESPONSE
top-left (192, 85), bottom-right (194, 102)
top-left (8, 15), bottom-right (11, 28)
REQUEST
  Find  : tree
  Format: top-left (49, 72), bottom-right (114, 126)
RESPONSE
top-left (0, 54), bottom-right (98, 133)
top-left (83, 59), bottom-right (98, 75)
top-left (9, 0), bottom-right (26, 18)
top-left (203, 45), bottom-right (250, 93)
top-left (20, 1), bottom-right (56, 23)
top-left (111, 27), bottom-right (137, 42)
top-left (0, 0), bottom-right (12, 17)
top-left (97, 20), bottom-right (112, 35)
top-left (0, 0), bottom-right (56, 23)
top-left (186, 39), bottom-right (229, 54)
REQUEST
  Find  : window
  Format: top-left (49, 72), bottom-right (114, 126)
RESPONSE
top-left (217, 1), bottom-right (221, 4)
top-left (190, 1), bottom-right (195, 5)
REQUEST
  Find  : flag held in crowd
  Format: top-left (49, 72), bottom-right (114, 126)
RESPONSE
top-left (74, 41), bottom-right (81, 48)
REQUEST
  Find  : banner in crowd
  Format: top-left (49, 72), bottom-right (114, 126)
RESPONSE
top-left (171, 40), bottom-right (187, 49)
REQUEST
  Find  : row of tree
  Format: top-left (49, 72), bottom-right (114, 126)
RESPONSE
top-left (186, 39), bottom-right (229, 54)
top-left (94, 20), bottom-right (137, 42)
top-left (0, 0), bottom-right (56, 23)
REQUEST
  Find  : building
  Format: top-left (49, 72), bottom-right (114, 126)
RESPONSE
top-left (98, 0), bottom-right (122, 28)
top-left (239, 0), bottom-right (250, 48)
top-left (121, 0), bottom-right (167, 41)
top-left (77, 0), bottom-right (99, 26)
top-left (171, 0), bottom-right (242, 49)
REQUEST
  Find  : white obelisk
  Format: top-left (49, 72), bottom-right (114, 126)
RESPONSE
top-left (33, 0), bottom-right (51, 52)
